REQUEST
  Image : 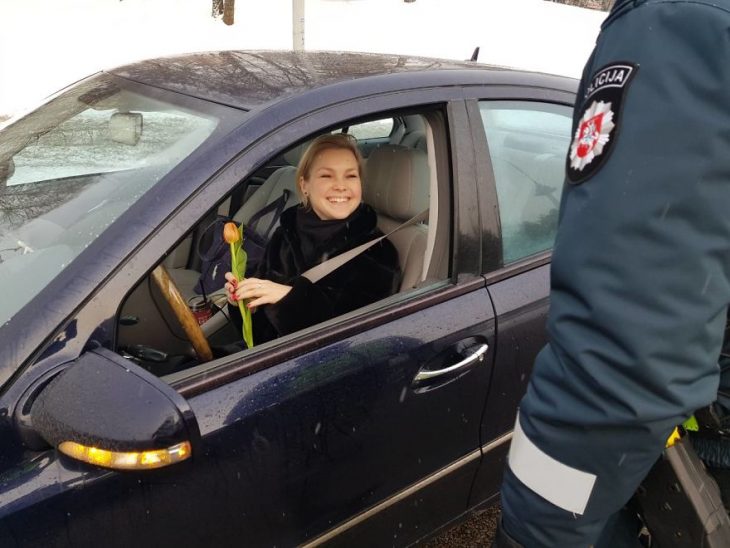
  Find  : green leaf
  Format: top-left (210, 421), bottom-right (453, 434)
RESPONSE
top-left (234, 243), bottom-right (247, 282)
top-left (683, 415), bottom-right (699, 432)
top-left (229, 231), bottom-right (253, 348)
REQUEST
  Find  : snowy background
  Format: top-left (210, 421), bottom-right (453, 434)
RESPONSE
top-left (0, 0), bottom-right (607, 119)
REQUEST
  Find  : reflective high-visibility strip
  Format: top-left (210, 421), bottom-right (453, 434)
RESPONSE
top-left (508, 414), bottom-right (596, 515)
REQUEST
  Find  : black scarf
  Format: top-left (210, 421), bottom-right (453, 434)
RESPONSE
top-left (295, 203), bottom-right (375, 270)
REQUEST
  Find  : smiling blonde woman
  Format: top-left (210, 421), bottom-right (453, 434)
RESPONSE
top-left (225, 133), bottom-right (401, 344)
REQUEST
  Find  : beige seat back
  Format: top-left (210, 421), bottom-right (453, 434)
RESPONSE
top-left (364, 145), bottom-right (430, 291)
top-left (233, 166), bottom-right (299, 236)
top-left (233, 143), bottom-right (304, 236)
top-left (390, 114), bottom-right (427, 152)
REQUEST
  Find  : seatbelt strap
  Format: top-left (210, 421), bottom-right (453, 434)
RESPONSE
top-left (247, 189), bottom-right (290, 240)
top-left (302, 209), bottom-right (428, 284)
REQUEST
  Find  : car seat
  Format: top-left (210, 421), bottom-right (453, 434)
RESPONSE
top-left (363, 145), bottom-right (430, 291)
top-left (389, 115), bottom-right (427, 152)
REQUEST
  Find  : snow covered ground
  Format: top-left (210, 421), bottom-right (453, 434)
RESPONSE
top-left (0, 0), bottom-right (607, 118)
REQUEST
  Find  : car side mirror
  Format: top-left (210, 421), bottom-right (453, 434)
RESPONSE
top-left (28, 348), bottom-right (200, 470)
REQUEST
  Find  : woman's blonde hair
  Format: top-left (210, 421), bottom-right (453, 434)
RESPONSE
top-left (296, 133), bottom-right (364, 207)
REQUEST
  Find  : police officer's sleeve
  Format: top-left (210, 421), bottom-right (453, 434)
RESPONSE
top-left (506, 1), bottom-right (730, 542)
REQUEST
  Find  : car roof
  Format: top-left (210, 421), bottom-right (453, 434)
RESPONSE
top-left (108, 50), bottom-right (577, 111)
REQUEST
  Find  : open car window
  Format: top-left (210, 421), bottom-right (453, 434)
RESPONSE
top-left (115, 110), bottom-right (450, 382)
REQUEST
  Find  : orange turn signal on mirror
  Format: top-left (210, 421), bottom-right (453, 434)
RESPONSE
top-left (58, 440), bottom-right (192, 470)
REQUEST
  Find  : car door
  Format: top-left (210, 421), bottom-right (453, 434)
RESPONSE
top-left (0, 91), bottom-right (496, 548)
top-left (461, 84), bottom-right (578, 506)
top-left (156, 97), bottom-right (495, 548)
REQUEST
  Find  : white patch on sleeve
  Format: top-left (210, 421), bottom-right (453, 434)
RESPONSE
top-left (508, 413), bottom-right (596, 515)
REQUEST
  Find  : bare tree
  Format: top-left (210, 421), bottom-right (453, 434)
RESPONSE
top-left (212, 0), bottom-right (235, 25)
top-left (223, 0), bottom-right (235, 25)
top-left (212, 0), bottom-right (224, 18)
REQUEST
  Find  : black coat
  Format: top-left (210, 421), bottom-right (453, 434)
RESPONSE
top-left (231, 204), bottom-right (401, 344)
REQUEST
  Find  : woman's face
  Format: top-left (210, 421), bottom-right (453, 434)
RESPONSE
top-left (300, 147), bottom-right (362, 221)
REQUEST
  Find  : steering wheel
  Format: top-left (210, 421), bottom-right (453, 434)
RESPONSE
top-left (151, 264), bottom-right (214, 363)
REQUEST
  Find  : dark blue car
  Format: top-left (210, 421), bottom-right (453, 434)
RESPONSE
top-left (0, 51), bottom-right (576, 547)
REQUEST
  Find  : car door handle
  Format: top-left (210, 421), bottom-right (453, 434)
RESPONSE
top-left (414, 343), bottom-right (489, 382)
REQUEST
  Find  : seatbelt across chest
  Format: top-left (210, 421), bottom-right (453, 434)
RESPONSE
top-left (301, 209), bottom-right (429, 283)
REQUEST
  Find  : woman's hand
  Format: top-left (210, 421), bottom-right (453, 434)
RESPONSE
top-left (224, 272), bottom-right (292, 309)
top-left (224, 272), bottom-right (240, 306)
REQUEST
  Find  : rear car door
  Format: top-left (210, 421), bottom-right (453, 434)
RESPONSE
top-left (462, 83), bottom-right (577, 504)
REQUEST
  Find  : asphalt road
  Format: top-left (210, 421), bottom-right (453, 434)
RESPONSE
top-left (424, 505), bottom-right (500, 547)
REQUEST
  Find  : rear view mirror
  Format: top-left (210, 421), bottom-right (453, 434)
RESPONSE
top-left (109, 112), bottom-right (143, 145)
top-left (29, 348), bottom-right (200, 470)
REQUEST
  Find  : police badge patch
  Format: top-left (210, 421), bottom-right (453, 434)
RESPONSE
top-left (567, 62), bottom-right (638, 184)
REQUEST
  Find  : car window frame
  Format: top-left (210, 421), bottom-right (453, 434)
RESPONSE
top-left (462, 84), bottom-right (577, 277)
top-left (8, 88), bottom-right (483, 405)
top-left (164, 96), bottom-right (479, 396)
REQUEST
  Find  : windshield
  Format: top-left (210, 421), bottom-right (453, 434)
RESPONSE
top-left (0, 75), bottom-right (219, 326)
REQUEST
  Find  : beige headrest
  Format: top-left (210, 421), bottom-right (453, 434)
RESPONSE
top-left (364, 145), bottom-right (429, 221)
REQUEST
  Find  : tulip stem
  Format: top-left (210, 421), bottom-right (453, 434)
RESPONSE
top-left (230, 239), bottom-right (254, 349)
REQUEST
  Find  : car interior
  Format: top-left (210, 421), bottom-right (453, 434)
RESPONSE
top-left (115, 110), bottom-right (450, 378)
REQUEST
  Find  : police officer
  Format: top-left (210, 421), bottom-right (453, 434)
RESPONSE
top-left (496, 0), bottom-right (730, 545)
